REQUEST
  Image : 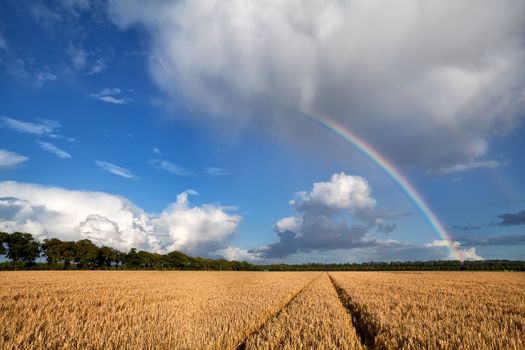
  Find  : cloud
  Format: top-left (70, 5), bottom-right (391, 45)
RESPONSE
top-left (505, 198), bottom-right (525, 205)
top-left (90, 88), bottom-right (132, 104)
top-left (95, 160), bottom-right (138, 180)
top-left (206, 167), bottom-right (230, 176)
top-left (456, 233), bottom-right (525, 246)
top-left (0, 181), bottom-right (240, 255)
top-left (152, 147), bottom-right (161, 155)
top-left (66, 42), bottom-right (112, 75)
top-left (66, 44), bottom-right (87, 69)
top-left (0, 150), bottom-right (29, 168)
top-left (150, 159), bottom-right (192, 176)
top-left (426, 240), bottom-right (483, 261)
top-left (495, 210), bottom-right (525, 226)
top-left (213, 246), bottom-right (261, 262)
top-left (1, 116), bottom-right (61, 137)
top-left (158, 191), bottom-right (241, 254)
top-left (274, 216), bottom-right (303, 236)
top-left (452, 225), bottom-right (480, 231)
top-left (29, 3), bottom-right (62, 27)
top-left (260, 172), bottom-right (397, 258)
top-left (37, 141), bottom-right (71, 159)
top-left (108, 0), bottom-right (525, 173)
top-left (85, 57), bottom-right (109, 75)
top-left (427, 160), bottom-right (506, 176)
top-left (291, 172), bottom-right (376, 214)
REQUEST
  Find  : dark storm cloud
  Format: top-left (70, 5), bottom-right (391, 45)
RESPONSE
top-left (495, 210), bottom-right (525, 226)
top-left (109, 0), bottom-right (525, 174)
top-left (452, 225), bottom-right (481, 231)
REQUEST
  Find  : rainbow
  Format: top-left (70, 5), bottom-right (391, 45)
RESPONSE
top-left (303, 111), bottom-right (462, 261)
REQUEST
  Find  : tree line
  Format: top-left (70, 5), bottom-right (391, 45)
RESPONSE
top-left (1, 231), bottom-right (524, 271)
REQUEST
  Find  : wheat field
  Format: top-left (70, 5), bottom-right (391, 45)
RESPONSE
top-left (1, 271), bottom-right (524, 349)
top-left (330, 272), bottom-right (525, 350)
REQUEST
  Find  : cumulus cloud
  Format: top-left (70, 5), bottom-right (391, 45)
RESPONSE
top-left (495, 210), bottom-right (525, 226)
top-left (261, 172), bottom-right (397, 258)
top-left (0, 150), bottom-right (28, 168)
top-left (150, 159), bottom-right (192, 176)
top-left (213, 246), bottom-right (261, 262)
top-left (95, 160), bottom-right (138, 180)
top-left (0, 181), bottom-right (240, 255)
top-left (291, 172), bottom-right (376, 214)
top-left (37, 141), bottom-right (71, 159)
top-left (426, 240), bottom-right (483, 261)
top-left (90, 88), bottom-right (132, 104)
top-left (108, 0), bottom-right (525, 173)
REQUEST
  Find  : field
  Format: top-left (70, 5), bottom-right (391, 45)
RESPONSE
top-left (0, 271), bottom-right (524, 349)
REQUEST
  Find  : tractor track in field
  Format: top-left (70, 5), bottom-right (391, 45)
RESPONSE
top-left (232, 273), bottom-right (322, 350)
top-left (328, 273), bottom-right (380, 350)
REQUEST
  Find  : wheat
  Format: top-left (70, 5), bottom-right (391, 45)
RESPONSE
top-left (244, 273), bottom-right (363, 350)
top-left (2, 271), bottom-right (523, 349)
top-left (0, 271), bottom-right (316, 349)
top-left (330, 271), bottom-right (525, 350)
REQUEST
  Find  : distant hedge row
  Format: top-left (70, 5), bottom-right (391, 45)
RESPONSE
top-left (1, 231), bottom-right (524, 271)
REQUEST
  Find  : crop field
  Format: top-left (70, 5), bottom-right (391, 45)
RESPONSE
top-left (0, 271), bottom-right (524, 349)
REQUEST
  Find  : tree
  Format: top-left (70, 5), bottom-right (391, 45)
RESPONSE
top-left (97, 246), bottom-right (120, 268)
top-left (0, 232), bottom-right (7, 255)
top-left (4, 232), bottom-right (40, 264)
top-left (74, 239), bottom-right (98, 268)
top-left (41, 238), bottom-right (64, 264)
top-left (61, 241), bottom-right (76, 269)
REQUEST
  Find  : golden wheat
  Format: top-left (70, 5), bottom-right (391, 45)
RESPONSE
top-left (0, 271), bottom-right (317, 349)
top-left (2, 271), bottom-right (524, 350)
top-left (330, 271), bottom-right (525, 350)
top-left (244, 273), bottom-right (363, 350)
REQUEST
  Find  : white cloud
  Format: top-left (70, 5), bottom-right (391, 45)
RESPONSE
top-left (108, 0), bottom-right (525, 172)
top-left (0, 149), bottom-right (28, 168)
top-left (152, 147), bottom-right (161, 155)
top-left (158, 191), bottom-right (241, 253)
top-left (261, 172), bottom-right (396, 258)
top-left (150, 159), bottom-right (192, 176)
top-left (34, 69), bottom-right (57, 86)
top-left (66, 44), bottom-right (111, 75)
top-left (37, 141), bottom-right (71, 159)
top-left (67, 44), bottom-right (87, 69)
top-left (206, 167), bottom-right (230, 176)
top-left (85, 57), bottom-right (109, 75)
top-left (427, 239), bottom-right (484, 261)
top-left (1, 116), bottom-right (61, 136)
top-left (0, 181), bottom-right (240, 255)
top-left (274, 216), bottom-right (303, 235)
top-left (427, 159), bottom-right (506, 176)
top-left (292, 172), bottom-right (376, 214)
top-left (95, 160), bottom-right (138, 180)
top-left (214, 246), bottom-right (261, 261)
top-left (90, 88), bottom-right (132, 104)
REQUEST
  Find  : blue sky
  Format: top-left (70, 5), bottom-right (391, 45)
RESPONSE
top-left (0, 1), bottom-right (524, 262)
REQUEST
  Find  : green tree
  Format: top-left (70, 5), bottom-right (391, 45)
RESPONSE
top-left (74, 239), bottom-right (98, 268)
top-left (97, 246), bottom-right (120, 268)
top-left (61, 241), bottom-right (76, 269)
top-left (41, 238), bottom-right (64, 264)
top-left (4, 232), bottom-right (40, 264)
top-left (0, 232), bottom-right (7, 255)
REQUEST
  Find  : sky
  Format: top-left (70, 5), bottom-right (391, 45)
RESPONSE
top-left (0, 0), bottom-right (524, 263)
